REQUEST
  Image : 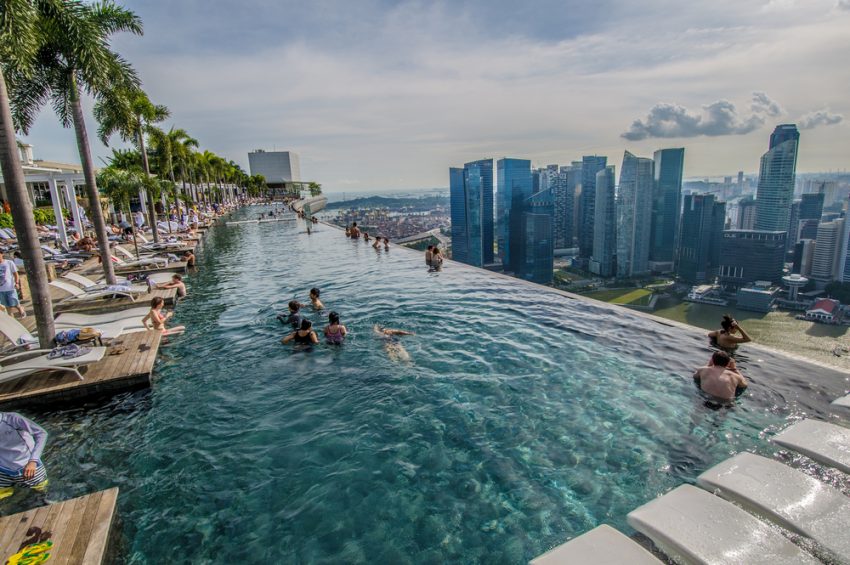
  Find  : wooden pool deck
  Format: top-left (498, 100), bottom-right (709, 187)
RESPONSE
top-left (49, 286), bottom-right (177, 314)
top-left (107, 261), bottom-right (189, 278)
top-left (0, 488), bottom-right (118, 565)
top-left (0, 330), bottom-right (162, 410)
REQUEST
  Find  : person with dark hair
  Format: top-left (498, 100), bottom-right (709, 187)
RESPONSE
top-left (430, 247), bottom-right (444, 271)
top-left (363, 232), bottom-right (371, 242)
top-left (383, 237), bottom-right (390, 251)
top-left (693, 350), bottom-right (748, 401)
top-left (374, 324), bottom-right (415, 362)
top-left (282, 319), bottom-right (319, 345)
top-left (324, 312), bottom-right (347, 345)
top-left (309, 288), bottom-right (324, 310)
top-left (183, 251), bottom-right (196, 269)
top-left (350, 222), bottom-right (361, 239)
top-left (0, 412), bottom-right (49, 499)
top-left (425, 245), bottom-right (434, 267)
top-left (277, 300), bottom-right (304, 328)
top-left (157, 273), bottom-right (186, 298)
top-left (372, 236), bottom-right (381, 249)
top-left (142, 296), bottom-right (185, 336)
top-left (708, 315), bottom-right (752, 349)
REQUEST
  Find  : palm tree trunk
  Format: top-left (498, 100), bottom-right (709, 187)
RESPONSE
top-left (0, 71), bottom-right (55, 347)
top-left (137, 131), bottom-right (159, 243)
top-left (70, 86), bottom-right (117, 285)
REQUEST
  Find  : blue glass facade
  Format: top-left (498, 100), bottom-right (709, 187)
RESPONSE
top-left (518, 188), bottom-right (554, 284)
top-left (497, 158), bottom-right (532, 272)
top-left (676, 194), bottom-right (726, 283)
top-left (449, 160), bottom-right (494, 267)
top-left (578, 156), bottom-right (608, 258)
top-left (590, 166), bottom-right (617, 277)
top-left (650, 148), bottom-right (684, 266)
top-left (617, 151), bottom-right (654, 277)
top-left (755, 125), bottom-right (799, 232)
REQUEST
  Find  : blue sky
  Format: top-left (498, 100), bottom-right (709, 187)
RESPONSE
top-left (20, 0), bottom-right (850, 191)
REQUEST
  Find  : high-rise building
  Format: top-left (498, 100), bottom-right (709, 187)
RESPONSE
top-left (799, 192), bottom-right (825, 220)
top-left (617, 151), bottom-right (654, 277)
top-left (449, 159), bottom-right (494, 267)
top-left (551, 165), bottom-right (580, 249)
top-left (589, 166), bottom-right (617, 277)
top-left (718, 230), bottom-right (786, 287)
top-left (578, 156), bottom-right (608, 258)
top-left (247, 150), bottom-right (301, 186)
top-left (810, 218), bottom-right (844, 282)
top-left (496, 158), bottom-right (532, 272)
top-left (786, 200), bottom-right (800, 251)
top-left (754, 124), bottom-right (799, 232)
top-left (649, 148), bottom-right (685, 271)
top-left (676, 194), bottom-right (726, 283)
top-left (792, 239), bottom-right (815, 276)
top-left (517, 188), bottom-right (554, 284)
top-left (737, 197), bottom-right (757, 230)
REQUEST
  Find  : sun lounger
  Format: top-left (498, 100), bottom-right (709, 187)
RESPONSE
top-left (53, 319), bottom-right (145, 341)
top-left (0, 312), bottom-right (38, 350)
top-left (626, 484), bottom-right (819, 565)
top-left (50, 279), bottom-right (143, 304)
top-left (55, 306), bottom-right (150, 327)
top-left (0, 346), bottom-right (106, 383)
top-left (698, 452), bottom-right (850, 563)
top-left (772, 419), bottom-right (850, 474)
top-left (111, 254), bottom-right (169, 269)
top-left (530, 525), bottom-right (662, 565)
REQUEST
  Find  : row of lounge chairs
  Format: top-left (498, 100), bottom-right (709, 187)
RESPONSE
top-left (533, 404), bottom-right (850, 564)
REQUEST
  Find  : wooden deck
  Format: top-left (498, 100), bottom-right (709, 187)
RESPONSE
top-left (0, 331), bottom-right (162, 410)
top-left (104, 261), bottom-right (189, 278)
top-left (0, 488), bottom-right (118, 565)
top-left (50, 287), bottom-right (177, 314)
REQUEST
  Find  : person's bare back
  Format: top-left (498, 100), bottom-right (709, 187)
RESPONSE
top-left (694, 351), bottom-right (747, 401)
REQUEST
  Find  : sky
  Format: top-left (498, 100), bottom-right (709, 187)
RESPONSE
top-left (19, 0), bottom-right (850, 192)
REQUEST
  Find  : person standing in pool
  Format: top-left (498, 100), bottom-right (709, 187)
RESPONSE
top-left (430, 247), bottom-right (444, 271)
top-left (693, 351), bottom-right (748, 401)
top-left (282, 319), bottom-right (319, 346)
top-left (425, 245), bottom-right (434, 267)
top-left (350, 222), bottom-right (361, 239)
top-left (157, 274), bottom-right (187, 298)
top-left (324, 312), bottom-right (347, 345)
top-left (0, 412), bottom-right (49, 499)
top-left (374, 324), bottom-right (414, 362)
top-left (708, 315), bottom-right (752, 350)
top-left (308, 288), bottom-right (324, 310)
top-left (277, 301), bottom-right (304, 328)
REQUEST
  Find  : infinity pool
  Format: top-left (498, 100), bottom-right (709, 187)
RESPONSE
top-left (15, 206), bottom-right (850, 563)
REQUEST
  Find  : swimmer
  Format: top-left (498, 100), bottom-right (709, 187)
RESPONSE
top-left (277, 300), bottom-right (304, 328)
top-left (323, 311), bottom-right (347, 345)
top-left (383, 237), bottom-right (390, 250)
top-left (708, 315), bottom-right (752, 349)
top-left (430, 247), bottom-right (444, 271)
top-left (142, 296), bottom-right (185, 336)
top-left (156, 273), bottom-right (186, 298)
top-left (363, 232), bottom-right (371, 242)
top-left (693, 350), bottom-right (748, 401)
top-left (425, 245), bottom-right (434, 267)
top-left (282, 319), bottom-right (319, 345)
top-left (345, 226), bottom-right (351, 237)
top-left (372, 237), bottom-right (381, 249)
top-left (308, 287), bottom-right (324, 310)
top-left (350, 222), bottom-right (361, 239)
top-left (374, 324), bottom-right (415, 362)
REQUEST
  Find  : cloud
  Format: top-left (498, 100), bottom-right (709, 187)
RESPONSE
top-left (798, 109), bottom-right (844, 129)
top-left (838, 0), bottom-right (850, 10)
top-left (621, 92), bottom-right (780, 140)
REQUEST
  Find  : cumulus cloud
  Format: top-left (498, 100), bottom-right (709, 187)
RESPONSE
top-left (621, 92), bottom-right (780, 140)
top-left (798, 109), bottom-right (844, 129)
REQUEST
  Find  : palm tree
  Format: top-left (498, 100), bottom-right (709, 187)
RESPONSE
top-left (9, 0), bottom-right (143, 285)
top-left (309, 182), bottom-right (322, 197)
top-left (97, 164), bottom-right (142, 256)
top-left (0, 0), bottom-right (56, 346)
top-left (94, 87), bottom-right (168, 242)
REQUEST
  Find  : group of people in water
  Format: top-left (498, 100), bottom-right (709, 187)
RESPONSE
top-left (343, 222), bottom-right (390, 250)
top-left (694, 314), bottom-right (753, 403)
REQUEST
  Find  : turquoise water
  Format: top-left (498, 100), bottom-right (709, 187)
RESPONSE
top-left (11, 207), bottom-right (849, 563)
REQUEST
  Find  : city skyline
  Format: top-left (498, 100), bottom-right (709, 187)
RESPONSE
top-left (15, 0), bottom-right (850, 191)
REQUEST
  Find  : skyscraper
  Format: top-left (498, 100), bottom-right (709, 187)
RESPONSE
top-left (737, 197), bottom-right (757, 230)
top-left (617, 151), bottom-right (654, 277)
top-left (676, 194), bottom-right (726, 283)
top-left (517, 188), bottom-right (554, 284)
top-left (718, 230), bottom-right (786, 287)
top-left (755, 124), bottom-right (799, 232)
top-left (810, 218), bottom-right (844, 282)
top-left (449, 159), bottom-right (494, 267)
top-left (496, 159), bottom-right (532, 272)
top-left (590, 166), bottom-right (616, 277)
top-left (649, 148), bottom-right (685, 271)
top-left (578, 156), bottom-right (608, 258)
top-left (551, 166), bottom-right (580, 249)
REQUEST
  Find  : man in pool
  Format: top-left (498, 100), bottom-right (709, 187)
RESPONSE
top-left (693, 351), bottom-right (748, 401)
top-left (374, 324), bottom-right (415, 363)
top-left (277, 300), bottom-right (304, 328)
top-left (0, 412), bottom-right (49, 499)
top-left (157, 274), bottom-right (187, 298)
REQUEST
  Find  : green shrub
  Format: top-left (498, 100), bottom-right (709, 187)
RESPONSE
top-left (0, 207), bottom-right (68, 229)
top-left (0, 213), bottom-right (12, 228)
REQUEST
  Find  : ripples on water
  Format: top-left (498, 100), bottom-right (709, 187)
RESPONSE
top-left (6, 208), bottom-right (849, 564)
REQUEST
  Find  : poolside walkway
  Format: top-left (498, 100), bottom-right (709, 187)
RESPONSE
top-left (0, 330), bottom-right (162, 410)
top-left (0, 488), bottom-right (118, 565)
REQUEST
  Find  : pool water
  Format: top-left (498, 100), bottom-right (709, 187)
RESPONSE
top-left (14, 207), bottom-right (850, 563)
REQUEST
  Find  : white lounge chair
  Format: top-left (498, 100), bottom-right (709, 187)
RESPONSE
top-left (698, 452), bottom-right (850, 563)
top-left (53, 319), bottom-right (144, 341)
top-left (55, 306), bottom-right (151, 327)
top-left (0, 346), bottom-right (106, 383)
top-left (0, 312), bottom-right (38, 350)
top-left (111, 253), bottom-right (168, 270)
top-left (626, 484), bottom-right (819, 565)
top-left (50, 280), bottom-right (142, 304)
top-left (530, 525), bottom-right (661, 565)
top-left (772, 419), bottom-right (850, 474)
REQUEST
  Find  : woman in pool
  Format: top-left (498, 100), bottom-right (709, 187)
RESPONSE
top-left (430, 247), bottom-right (444, 271)
top-left (142, 297), bottom-right (185, 336)
top-left (374, 324), bottom-right (415, 362)
top-left (324, 312), bottom-right (347, 345)
top-left (708, 314), bottom-right (752, 350)
top-left (309, 287), bottom-right (324, 310)
top-left (282, 319), bottom-right (319, 346)
top-left (372, 237), bottom-right (381, 249)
